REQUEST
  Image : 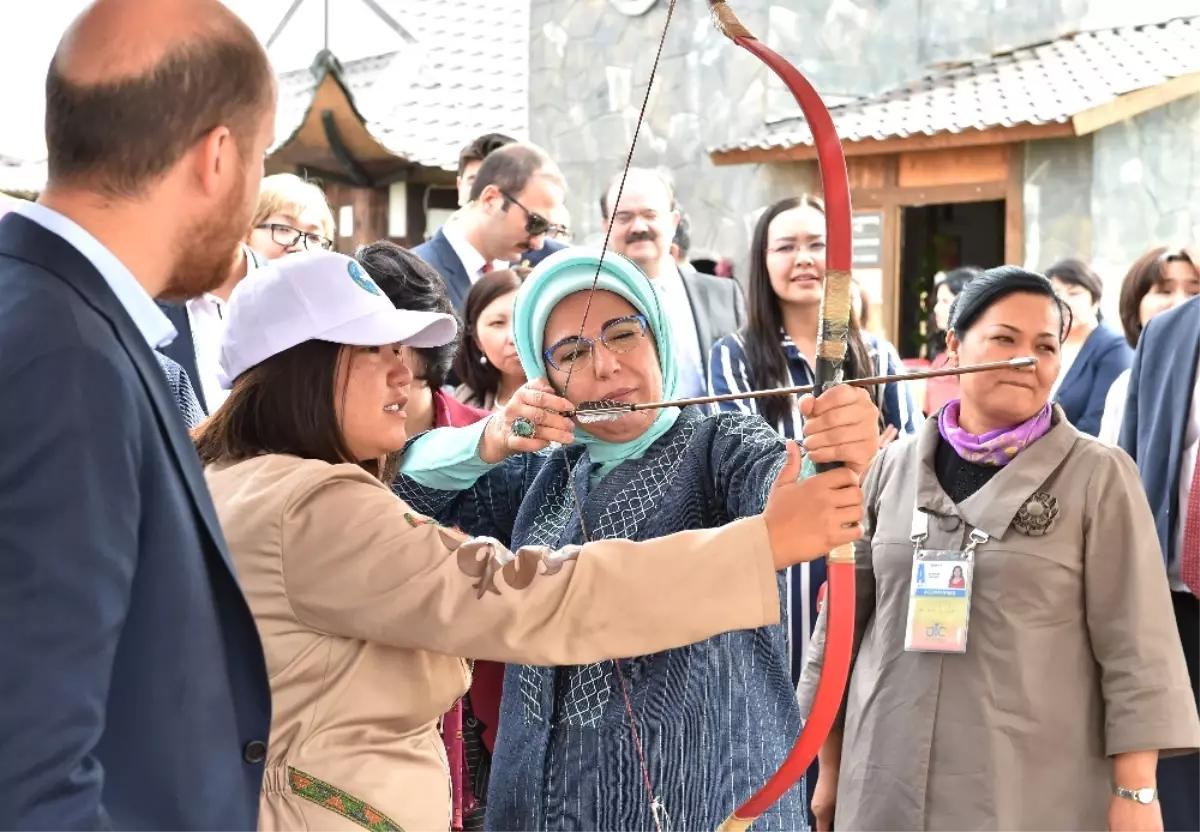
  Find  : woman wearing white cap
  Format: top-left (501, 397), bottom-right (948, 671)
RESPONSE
top-left (194, 250), bottom-right (866, 832)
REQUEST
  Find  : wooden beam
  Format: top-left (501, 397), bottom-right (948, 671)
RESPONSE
top-left (1004, 142), bottom-right (1025, 267)
top-left (851, 180), bottom-right (1008, 208)
top-left (709, 122), bottom-right (1076, 166)
top-left (1071, 72), bottom-right (1200, 136)
top-left (322, 110), bottom-right (373, 186)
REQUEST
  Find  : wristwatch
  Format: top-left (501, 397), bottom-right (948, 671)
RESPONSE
top-left (1114, 786), bottom-right (1158, 804)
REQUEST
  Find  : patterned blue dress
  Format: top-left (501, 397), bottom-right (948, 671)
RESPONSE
top-left (394, 408), bottom-right (808, 832)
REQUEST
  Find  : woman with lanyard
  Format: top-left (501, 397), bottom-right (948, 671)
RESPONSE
top-left (394, 247), bottom-right (882, 831)
top-left (195, 249), bottom-right (864, 832)
top-left (799, 266), bottom-right (1200, 832)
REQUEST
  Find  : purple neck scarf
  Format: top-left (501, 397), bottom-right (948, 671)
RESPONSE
top-left (938, 400), bottom-right (1053, 467)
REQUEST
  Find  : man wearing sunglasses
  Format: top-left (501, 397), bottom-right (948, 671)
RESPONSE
top-left (416, 142), bottom-right (567, 315)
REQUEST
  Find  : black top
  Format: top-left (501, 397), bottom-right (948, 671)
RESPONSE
top-left (933, 436), bottom-right (1003, 503)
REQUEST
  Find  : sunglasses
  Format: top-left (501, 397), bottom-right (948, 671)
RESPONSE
top-left (499, 190), bottom-right (553, 237)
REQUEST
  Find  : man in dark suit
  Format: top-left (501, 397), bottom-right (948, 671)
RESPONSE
top-left (1120, 292), bottom-right (1200, 832)
top-left (0, 0), bottom-right (275, 827)
top-left (601, 167), bottom-right (746, 397)
top-left (417, 142), bottom-right (567, 313)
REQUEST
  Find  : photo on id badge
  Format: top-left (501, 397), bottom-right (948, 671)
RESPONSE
top-left (905, 552), bottom-right (973, 653)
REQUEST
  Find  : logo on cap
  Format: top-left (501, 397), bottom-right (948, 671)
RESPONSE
top-left (347, 260), bottom-right (381, 295)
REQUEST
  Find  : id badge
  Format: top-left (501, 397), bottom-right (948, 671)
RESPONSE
top-left (904, 548), bottom-right (975, 653)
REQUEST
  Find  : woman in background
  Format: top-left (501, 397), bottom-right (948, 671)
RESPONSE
top-left (1098, 246), bottom-right (1199, 444)
top-left (708, 194), bottom-right (919, 758)
top-left (246, 173), bottom-right (336, 260)
top-left (355, 241), bottom-right (493, 830)
top-left (709, 195), bottom-right (918, 441)
top-left (453, 268), bottom-right (528, 411)
top-left (1045, 257), bottom-right (1131, 436)
top-left (925, 266), bottom-right (982, 414)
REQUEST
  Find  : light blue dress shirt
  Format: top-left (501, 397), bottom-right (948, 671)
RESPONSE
top-left (11, 201), bottom-right (176, 349)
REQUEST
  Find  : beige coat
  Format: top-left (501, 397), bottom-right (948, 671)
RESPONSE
top-left (800, 407), bottom-right (1200, 830)
top-left (206, 454), bottom-right (781, 832)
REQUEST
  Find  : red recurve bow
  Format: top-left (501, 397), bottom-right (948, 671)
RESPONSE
top-left (706, 3), bottom-right (857, 830)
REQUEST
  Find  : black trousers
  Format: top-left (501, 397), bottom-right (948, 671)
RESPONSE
top-left (1161, 591), bottom-right (1199, 832)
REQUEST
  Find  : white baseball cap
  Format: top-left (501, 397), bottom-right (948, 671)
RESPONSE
top-left (217, 250), bottom-right (458, 388)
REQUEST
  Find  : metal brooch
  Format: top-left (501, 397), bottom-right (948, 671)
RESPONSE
top-left (1013, 491), bottom-right (1058, 536)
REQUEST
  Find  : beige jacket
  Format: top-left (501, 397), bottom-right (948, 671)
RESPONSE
top-left (800, 407), bottom-right (1200, 830)
top-left (206, 453), bottom-right (781, 832)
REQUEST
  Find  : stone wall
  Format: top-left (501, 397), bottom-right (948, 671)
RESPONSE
top-left (1021, 136), bottom-right (1095, 272)
top-left (1089, 93), bottom-right (1200, 319)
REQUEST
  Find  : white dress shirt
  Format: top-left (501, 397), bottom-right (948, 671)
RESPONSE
top-left (185, 244), bottom-right (261, 413)
top-left (11, 201), bottom-right (176, 349)
top-left (653, 264), bottom-right (706, 398)
top-left (186, 293), bottom-right (231, 412)
top-left (1174, 351), bottom-right (1200, 592)
top-left (442, 217), bottom-right (503, 283)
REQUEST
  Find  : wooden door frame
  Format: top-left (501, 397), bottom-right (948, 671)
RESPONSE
top-left (846, 145), bottom-right (1024, 343)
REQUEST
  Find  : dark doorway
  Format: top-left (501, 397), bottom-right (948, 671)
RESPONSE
top-left (896, 200), bottom-right (1005, 359)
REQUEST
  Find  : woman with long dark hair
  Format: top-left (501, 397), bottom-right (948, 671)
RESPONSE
top-left (710, 195), bottom-right (917, 439)
top-left (708, 194), bottom-right (919, 733)
top-left (453, 268), bottom-right (528, 411)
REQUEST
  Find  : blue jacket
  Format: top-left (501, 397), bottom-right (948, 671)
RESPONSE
top-left (1119, 294), bottom-right (1200, 566)
top-left (413, 228), bottom-right (566, 314)
top-left (1054, 322), bottom-right (1132, 436)
top-left (0, 214), bottom-right (271, 829)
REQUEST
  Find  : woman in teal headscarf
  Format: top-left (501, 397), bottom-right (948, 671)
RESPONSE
top-left (395, 247), bottom-right (881, 832)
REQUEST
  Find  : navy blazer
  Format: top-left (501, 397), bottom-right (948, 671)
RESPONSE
top-left (1054, 322), bottom-right (1133, 436)
top-left (0, 214), bottom-right (271, 829)
top-left (1119, 294), bottom-right (1200, 566)
top-left (413, 228), bottom-right (566, 314)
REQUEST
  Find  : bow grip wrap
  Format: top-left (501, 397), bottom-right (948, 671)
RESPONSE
top-left (711, 2), bottom-right (856, 830)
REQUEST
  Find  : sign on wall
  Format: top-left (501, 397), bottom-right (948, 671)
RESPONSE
top-left (852, 210), bottom-right (883, 268)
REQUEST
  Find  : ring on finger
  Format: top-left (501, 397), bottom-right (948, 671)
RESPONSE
top-left (511, 417), bottom-right (536, 439)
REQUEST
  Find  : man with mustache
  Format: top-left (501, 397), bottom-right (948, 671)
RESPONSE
top-left (0, 0), bottom-right (275, 827)
top-left (601, 167), bottom-right (746, 397)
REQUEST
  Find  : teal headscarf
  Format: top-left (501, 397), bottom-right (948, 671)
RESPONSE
top-left (512, 247), bottom-right (681, 476)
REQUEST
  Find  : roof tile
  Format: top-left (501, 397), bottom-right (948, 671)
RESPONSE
top-left (711, 15), bottom-right (1199, 153)
top-left (275, 0), bottom-right (530, 171)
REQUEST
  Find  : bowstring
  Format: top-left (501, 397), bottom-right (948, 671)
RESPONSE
top-left (551, 2), bottom-right (677, 829)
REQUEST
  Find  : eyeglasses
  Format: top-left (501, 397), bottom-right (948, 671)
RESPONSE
top-left (547, 223), bottom-right (571, 241)
top-left (499, 190), bottom-right (552, 237)
top-left (257, 223), bottom-right (333, 252)
top-left (543, 314), bottom-right (649, 372)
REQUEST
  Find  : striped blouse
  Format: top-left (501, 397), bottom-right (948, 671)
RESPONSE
top-left (708, 329), bottom-right (921, 439)
top-left (707, 328), bottom-right (922, 695)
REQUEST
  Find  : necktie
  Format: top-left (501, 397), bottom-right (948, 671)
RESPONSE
top-left (480, 262), bottom-right (493, 276)
top-left (1182, 454), bottom-right (1200, 596)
